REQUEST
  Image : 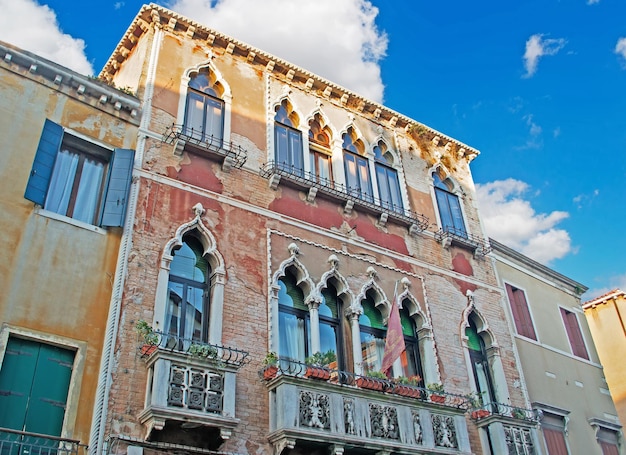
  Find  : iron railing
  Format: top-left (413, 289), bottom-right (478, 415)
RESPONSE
top-left (469, 402), bottom-right (540, 423)
top-left (139, 331), bottom-right (249, 368)
top-left (162, 124), bottom-right (248, 169)
top-left (259, 357), bottom-right (470, 409)
top-left (260, 161), bottom-right (430, 232)
top-left (0, 428), bottom-right (86, 455)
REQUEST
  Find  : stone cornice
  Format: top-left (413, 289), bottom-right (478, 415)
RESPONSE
top-left (489, 238), bottom-right (588, 295)
top-left (0, 40), bottom-right (141, 125)
top-left (100, 3), bottom-right (479, 159)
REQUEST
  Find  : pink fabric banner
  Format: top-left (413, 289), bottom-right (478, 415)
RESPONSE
top-left (381, 286), bottom-right (405, 374)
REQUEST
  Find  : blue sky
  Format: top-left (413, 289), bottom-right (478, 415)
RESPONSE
top-left (1, 0), bottom-right (624, 299)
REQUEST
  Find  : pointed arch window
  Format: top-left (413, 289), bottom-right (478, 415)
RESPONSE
top-left (343, 128), bottom-right (373, 202)
top-left (309, 114), bottom-right (333, 184)
top-left (374, 142), bottom-right (403, 212)
top-left (319, 284), bottom-right (343, 370)
top-left (466, 319), bottom-right (496, 409)
top-left (165, 235), bottom-right (210, 348)
top-left (274, 100), bottom-right (304, 176)
top-left (399, 302), bottom-right (424, 384)
top-left (359, 294), bottom-right (385, 374)
top-left (434, 173), bottom-right (466, 236)
top-left (278, 270), bottom-right (310, 362)
top-left (184, 69), bottom-right (225, 143)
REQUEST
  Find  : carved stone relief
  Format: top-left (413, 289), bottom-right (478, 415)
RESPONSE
top-left (299, 390), bottom-right (330, 429)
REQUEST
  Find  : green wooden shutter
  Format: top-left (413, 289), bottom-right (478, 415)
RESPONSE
top-left (24, 120), bottom-right (63, 206)
top-left (0, 338), bottom-right (39, 430)
top-left (101, 148), bottom-right (134, 227)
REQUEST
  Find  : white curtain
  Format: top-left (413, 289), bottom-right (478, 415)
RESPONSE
top-left (73, 158), bottom-right (104, 223)
top-left (45, 149), bottom-right (78, 215)
top-left (280, 313), bottom-right (305, 362)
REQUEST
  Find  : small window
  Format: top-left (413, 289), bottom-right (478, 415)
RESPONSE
top-left (374, 142), bottom-right (403, 213)
top-left (274, 100), bottom-right (303, 176)
top-left (359, 294), bottom-right (385, 374)
top-left (24, 120), bottom-right (134, 227)
top-left (433, 173), bottom-right (466, 236)
top-left (184, 69), bottom-right (225, 144)
top-left (560, 308), bottom-right (589, 360)
top-left (505, 284), bottom-right (537, 340)
top-left (466, 318), bottom-right (497, 408)
top-left (278, 270), bottom-right (310, 362)
top-left (343, 128), bottom-right (372, 202)
top-left (308, 114), bottom-right (333, 185)
top-left (598, 428), bottom-right (620, 455)
top-left (319, 284), bottom-right (342, 370)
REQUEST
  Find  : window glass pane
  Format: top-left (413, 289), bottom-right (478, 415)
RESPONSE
top-left (279, 311), bottom-right (306, 361)
top-left (359, 300), bottom-right (384, 329)
top-left (435, 188), bottom-right (454, 230)
top-left (275, 125), bottom-right (289, 166)
top-left (357, 157), bottom-right (372, 199)
top-left (170, 238), bottom-right (208, 282)
top-left (45, 149), bottom-right (79, 216)
top-left (361, 331), bottom-right (384, 373)
top-left (73, 157), bottom-right (104, 224)
top-left (344, 152), bottom-right (358, 193)
top-left (166, 281), bottom-right (184, 338)
top-left (187, 285), bottom-right (205, 341)
top-left (205, 97), bottom-right (224, 141)
top-left (185, 92), bottom-right (206, 139)
top-left (401, 342), bottom-right (421, 379)
top-left (288, 129), bottom-right (303, 174)
top-left (376, 164), bottom-right (390, 206)
top-left (387, 168), bottom-right (403, 210)
top-left (448, 194), bottom-right (466, 233)
top-left (319, 322), bottom-right (338, 365)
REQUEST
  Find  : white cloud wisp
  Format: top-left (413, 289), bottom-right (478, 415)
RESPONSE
top-left (476, 179), bottom-right (572, 264)
top-left (0, 0), bottom-right (93, 75)
top-left (523, 34), bottom-right (566, 78)
top-left (166, 0), bottom-right (388, 102)
top-left (615, 37), bottom-right (626, 65)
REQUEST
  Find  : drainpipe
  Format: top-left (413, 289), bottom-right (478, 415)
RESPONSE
top-left (89, 26), bottom-right (162, 455)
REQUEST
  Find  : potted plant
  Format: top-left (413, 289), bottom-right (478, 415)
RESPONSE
top-left (427, 383), bottom-right (446, 404)
top-left (262, 351), bottom-right (279, 380)
top-left (511, 408), bottom-right (527, 420)
top-left (136, 320), bottom-right (159, 355)
top-left (392, 375), bottom-right (423, 398)
top-left (356, 370), bottom-right (389, 391)
top-left (304, 350), bottom-right (336, 380)
top-left (188, 343), bottom-right (218, 359)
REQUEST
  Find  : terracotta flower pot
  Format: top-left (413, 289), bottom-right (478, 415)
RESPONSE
top-left (471, 409), bottom-right (491, 419)
top-left (305, 366), bottom-right (331, 380)
top-left (140, 344), bottom-right (157, 356)
top-left (356, 377), bottom-right (385, 391)
top-left (430, 393), bottom-right (446, 404)
top-left (263, 365), bottom-right (279, 380)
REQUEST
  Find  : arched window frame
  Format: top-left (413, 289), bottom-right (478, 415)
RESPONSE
top-left (153, 204), bottom-right (226, 347)
top-left (341, 126), bottom-right (373, 203)
top-left (272, 98), bottom-right (305, 176)
top-left (431, 168), bottom-right (468, 237)
top-left (177, 61), bottom-right (232, 147)
top-left (373, 139), bottom-right (404, 213)
top-left (307, 112), bottom-right (336, 185)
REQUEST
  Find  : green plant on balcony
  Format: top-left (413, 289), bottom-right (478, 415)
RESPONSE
top-left (135, 320), bottom-right (159, 355)
top-left (188, 343), bottom-right (218, 359)
top-left (304, 350), bottom-right (337, 380)
top-left (427, 383), bottom-right (446, 403)
top-left (262, 351), bottom-right (279, 380)
top-left (395, 375), bottom-right (422, 386)
top-left (365, 370), bottom-right (388, 379)
top-left (392, 375), bottom-right (423, 398)
top-left (511, 408), bottom-right (527, 420)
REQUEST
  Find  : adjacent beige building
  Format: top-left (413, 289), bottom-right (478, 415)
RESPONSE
top-left (584, 289), bottom-right (626, 428)
top-left (491, 239), bottom-right (623, 454)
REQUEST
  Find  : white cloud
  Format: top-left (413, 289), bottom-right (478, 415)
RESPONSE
top-left (166, 0), bottom-right (387, 102)
top-left (584, 273), bottom-right (626, 303)
top-left (0, 0), bottom-right (93, 75)
top-left (586, 0), bottom-right (600, 4)
top-left (522, 34), bottom-right (566, 78)
top-left (615, 37), bottom-right (626, 64)
top-left (476, 179), bottom-right (572, 264)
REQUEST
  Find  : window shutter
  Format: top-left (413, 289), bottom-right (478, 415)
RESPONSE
top-left (506, 284), bottom-right (536, 340)
top-left (24, 120), bottom-right (63, 205)
top-left (560, 308), bottom-right (589, 360)
top-left (101, 148), bottom-right (134, 227)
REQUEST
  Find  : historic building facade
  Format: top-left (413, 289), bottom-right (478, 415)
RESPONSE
top-left (0, 41), bottom-right (139, 452)
top-left (90, 5), bottom-right (543, 455)
top-left (491, 240), bottom-right (623, 454)
top-left (584, 289), bottom-right (626, 430)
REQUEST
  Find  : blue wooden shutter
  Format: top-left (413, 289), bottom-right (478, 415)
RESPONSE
top-left (101, 148), bottom-right (134, 227)
top-left (24, 120), bottom-right (63, 205)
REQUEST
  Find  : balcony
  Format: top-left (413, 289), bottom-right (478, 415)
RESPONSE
top-left (162, 124), bottom-right (248, 170)
top-left (0, 428), bottom-right (87, 455)
top-left (434, 227), bottom-right (492, 257)
top-left (260, 161), bottom-right (430, 234)
top-left (137, 333), bottom-right (249, 441)
top-left (260, 359), bottom-right (472, 455)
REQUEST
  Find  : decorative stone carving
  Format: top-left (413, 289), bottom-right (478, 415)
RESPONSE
top-left (299, 390), bottom-right (330, 429)
top-left (504, 426), bottom-right (536, 455)
top-left (344, 398), bottom-right (356, 435)
top-left (166, 364), bottom-right (224, 413)
top-left (369, 403), bottom-right (399, 440)
top-left (432, 414), bottom-right (458, 448)
top-left (412, 411), bottom-right (423, 444)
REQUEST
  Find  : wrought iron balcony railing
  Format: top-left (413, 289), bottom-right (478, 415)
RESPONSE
top-left (0, 428), bottom-right (87, 455)
top-left (162, 124), bottom-right (248, 169)
top-left (434, 227), bottom-right (492, 257)
top-left (469, 402), bottom-right (540, 424)
top-left (260, 161), bottom-right (430, 233)
top-left (138, 331), bottom-right (249, 368)
top-left (260, 358), bottom-right (470, 410)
